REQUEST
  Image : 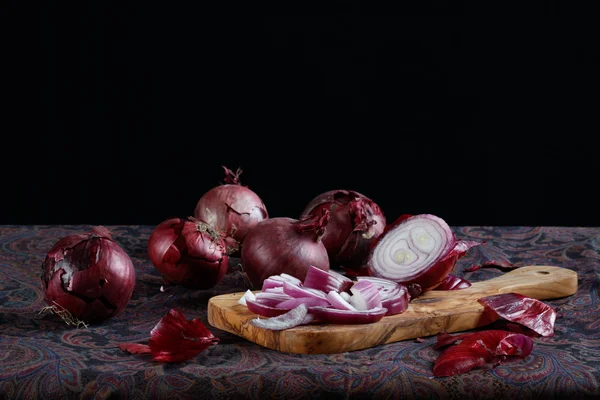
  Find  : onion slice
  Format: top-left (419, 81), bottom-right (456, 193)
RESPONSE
top-left (326, 290), bottom-right (357, 311)
top-left (249, 304), bottom-right (309, 330)
top-left (303, 265), bottom-right (354, 293)
top-left (309, 306), bottom-right (387, 325)
top-left (349, 280), bottom-right (382, 310)
top-left (356, 276), bottom-right (410, 315)
top-left (282, 281), bottom-right (327, 300)
top-left (275, 296), bottom-right (330, 310)
top-left (367, 214), bottom-right (481, 291)
top-left (237, 289), bottom-right (256, 306)
top-left (245, 299), bottom-right (290, 317)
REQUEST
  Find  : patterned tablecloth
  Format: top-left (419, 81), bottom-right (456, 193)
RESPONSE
top-left (1, 225), bottom-right (599, 399)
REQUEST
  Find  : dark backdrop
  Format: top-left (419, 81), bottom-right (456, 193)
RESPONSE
top-left (2, 5), bottom-right (598, 227)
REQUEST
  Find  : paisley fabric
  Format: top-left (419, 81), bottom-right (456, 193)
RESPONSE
top-left (0, 225), bottom-right (599, 399)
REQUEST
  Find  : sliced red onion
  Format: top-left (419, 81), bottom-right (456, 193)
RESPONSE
top-left (367, 214), bottom-right (481, 291)
top-left (237, 289), bottom-right (256, 306)
top-left (303, 265), bottom-right (354, 293)
top-left (434, 274), bottom-right (472, 290)
top-left (282, 281), bottom-right (327, 300)
top-left (263, 287), bottom-right (284, 294)
top-left (309, 306), bottom-right (387, 324)
top-left (349, 280), bottom-right (382, 310)
top-left (356, 276), bottom-right (410, 315)
top-left (326, 290), bottom-right (357, 311)
top-left (339, 291), bottom-right (352, 302)
top-left (275, 296), bottom-right (330, 310)
top-left (261, 274), bottom-right (303, 290)
top-left (249, 304), bottom-right (309, 330)
top-left (245, 298), bottom-right (290, 317)
top-left (254, 292), bottom-right (294, 307)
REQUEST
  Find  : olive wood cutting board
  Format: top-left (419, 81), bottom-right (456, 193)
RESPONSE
top-left (207, 265), bottom-right (577, 354)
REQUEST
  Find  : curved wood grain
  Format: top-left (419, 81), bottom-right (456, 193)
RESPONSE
top-left (207, 265), bottom-right (577, 354)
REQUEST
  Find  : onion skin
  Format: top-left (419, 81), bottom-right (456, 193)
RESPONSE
top-left (366, 214), bottom-right (481, 292)
top-left (148, 217), bottom-right (228, 289)
top-left (40, 226), bottom-right (136, 324)
top-left (240, 211), bottom-right (331, 290)
top-left (194, 166), bottom-right (268, 254)
top-left (300, 189), bottom-right (386, 270)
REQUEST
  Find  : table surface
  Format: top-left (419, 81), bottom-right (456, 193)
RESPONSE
top-left (1, 225), bottom-right (599, 400)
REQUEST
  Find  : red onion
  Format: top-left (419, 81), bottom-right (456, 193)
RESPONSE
top-left (349, 281), bottom-right (382, 310)
top-left (240, 210), bottom-right (331, 289)
top-left (147, 217), bottom-right (228, 289)
top-left (300, 189), bottom-right (386, 271)
top-left (40, 226), bottom-right (136, 324)
top-left (194, 166), bottom-right (268, 254)
top-left (367, 214), bottom-right (481, 291)
top-left (356, 276), bottom-right (411, 316)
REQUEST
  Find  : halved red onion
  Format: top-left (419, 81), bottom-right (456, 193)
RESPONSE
top-left (349, 280), bottom-right (382, 310)
top-left (326, 290), bottom-right (357, 311)
top-left (303, 265), bottom-right (354, 293)
top-left (275, 296), bottom-right (330, 310)
top-left (282, 281), bottom-right (327, 300)
top-left (309, 306), bottom-right (387, 324)
top-left (366, 214), bottom-right (481, 291)
top-left (245, 298), bottom-right (290, 317)
top-left (434, 274), bottom-right (472, 290)
top-left (249, 304), bottom-right (309, 330)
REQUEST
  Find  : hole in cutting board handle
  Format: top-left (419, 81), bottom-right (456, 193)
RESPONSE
top-left (537, 271), bottom-right (550, 275)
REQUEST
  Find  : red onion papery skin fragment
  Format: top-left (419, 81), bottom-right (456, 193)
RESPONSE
top-left (367, 214), bottom-right (482, 291)
top-left (434, 274), bottom-right (472, 290)
top-left (194, 166), bottom-right (268, 254)
top-left (477, 293), bottom-right (557, 337)
top-left (299, 189), bottom-right (386, 271)
top-left (147, 217), bottom-right (229, 290)
top-left (118, 308), bottom-right (219, 363)
top-left (41, 226), bottom-right (136, 324)
top-left (240, 210), bottom-right (331, 290)
top-left (433, 330), bottom-right (534, 377)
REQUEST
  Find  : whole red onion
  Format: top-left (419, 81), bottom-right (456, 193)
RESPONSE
top-left (300, 189), bottom-right (386, 271)
top-left (40, 226), bottom-right (136, 324)
top-left (194, 166), bottom-right (268, 254)
top-left (240, 210), bottom-right (331, 289)
top-left (148, 216), bottom-right (229, 289)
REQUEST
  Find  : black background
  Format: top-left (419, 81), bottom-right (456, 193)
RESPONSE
top-left (2, 4), bottom-right (598, 227)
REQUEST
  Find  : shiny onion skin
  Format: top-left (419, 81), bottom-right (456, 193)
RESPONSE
top-left (40, 226), bottom-right (136, 324)
top-left (194, 166), bottom-right (268, 254)
top-left (148, 217), bottom-right (228, 289)
top-left (367, 214), bottom-right (481, 292)
top-left (300, 189), bottom-right (386, 271)
top-left (240, 210), bottom-right (331, 290)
